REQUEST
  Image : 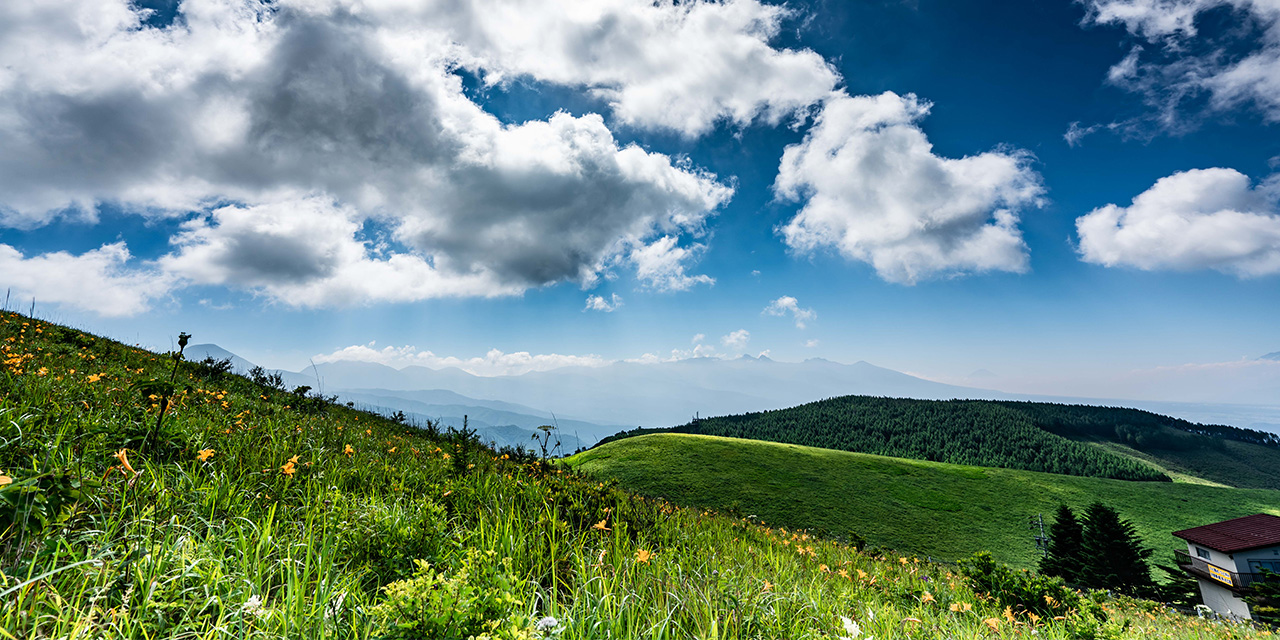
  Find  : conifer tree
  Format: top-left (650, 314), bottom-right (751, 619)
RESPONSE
top-left (1079, 502), bottom-right (1155, 596)
top-left (1039, 504), bottom-right (1085, 584)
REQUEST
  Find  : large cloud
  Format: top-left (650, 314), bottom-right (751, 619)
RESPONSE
top-left (0, 0), bottom-right (753, 311)
top-left (1076, 167), bottom-right (1280, 275)
top-left (774, 92), bottom-right (1044, 284)
top-left (0, 243), bottom-right (172, 316)
top-left (1083, 0), bottom-right (1280, 128)
top-left (427, 0), bottom-right (840, 136)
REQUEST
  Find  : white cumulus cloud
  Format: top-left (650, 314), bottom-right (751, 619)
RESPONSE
top-left (630, 236), bottom-right (716, 292)
top-left (0, 242), bottom-right (172, 316)
top-left (433, 0), bottom-right (839, 136)
top-left (774, 91), bottom-right (1044, 284)
top-left (584, 293), bottom-right (623, 312)
top-left (1076, 167), bottom-right (1280, 276)
top-left (720, 329), bottom-right (751, 350)
top-left (762, 295), bottom-right (816, 328)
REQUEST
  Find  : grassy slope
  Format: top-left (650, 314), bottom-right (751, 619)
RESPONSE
top-left (567, 433), bottom-right (1280, 570)
top-left (1085, 439), bottom-right (1280, 491)
top-left (620, 395), bottom-right (1280, 491)
top-left (1, 312), bottom-right (1273, 639)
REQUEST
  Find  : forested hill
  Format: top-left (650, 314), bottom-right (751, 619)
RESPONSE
top-left (600, 397), bottom-right (1176, 481)
top-left (599, 396), bottom-right (1280, 484)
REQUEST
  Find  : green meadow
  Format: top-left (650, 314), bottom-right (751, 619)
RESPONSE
top-left (1, 311), bottom-right (1274, 639)
top-left (566, 433), bottom-right (1280, 570)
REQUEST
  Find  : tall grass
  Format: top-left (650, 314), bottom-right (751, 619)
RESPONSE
top-left (0, 311), bottom-right (1269, 639)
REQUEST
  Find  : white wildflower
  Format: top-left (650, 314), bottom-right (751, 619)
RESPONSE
top-left (241, 594), bottom-right (268, 618)
top-left (535, 615), bottom-right (562, 634)
top-left (839, 615), bottom-right (861, 639)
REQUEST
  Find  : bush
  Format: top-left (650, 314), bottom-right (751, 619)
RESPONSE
top-left (372, 548), bottom-right (536, 640)
top-left (959, 551), bottom-right (1078, 618)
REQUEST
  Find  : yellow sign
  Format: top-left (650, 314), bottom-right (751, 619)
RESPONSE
top-left (1207, 564), bottom-right (1234, 586)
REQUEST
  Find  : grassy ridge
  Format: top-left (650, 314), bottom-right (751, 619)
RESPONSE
top-left (567, 433), bottom-right (1280, 570)
top-left (1, 312), bottom-right (1273, 639)
top-left (601, 396), bottom-right (1280, 489)
top-left (609, 396), bottom-right (1171, 481)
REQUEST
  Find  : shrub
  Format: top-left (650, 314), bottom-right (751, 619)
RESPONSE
top-left (959, 551), bottom-right (1078, 618)
top-left (372, 548), bottom-right (536, 640)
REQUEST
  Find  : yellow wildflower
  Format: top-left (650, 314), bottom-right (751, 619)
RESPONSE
top-left (1003, 606), bottom-right (1015, 624)
top-left (921, 592), bottom-right (935, 603)
top-left (635, 548), bottom-right (652, 564)
top-left (86, 373), bottom-right (102, 383)
top-left (36, 367), bottom-right (47, 376)
top-left (288, 454), bottom-right (300, 464)
top-left (592, 519), bottom-right (610, 532)
top-left (984, 618), bottom-right (1000, 631)
top-left (343, 444), bottom-right (354, 455)
top-left (0, 474), bottom-right (11, 486)
top-left (281, 461), bottom-right (297, 476)
top-left (196, 448), bottom-right (215, 462)
top-left (115, 449), bottom-right (137, 476)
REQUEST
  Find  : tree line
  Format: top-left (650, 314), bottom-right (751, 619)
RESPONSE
top-left (992, 401), bottom-right (1280, 450)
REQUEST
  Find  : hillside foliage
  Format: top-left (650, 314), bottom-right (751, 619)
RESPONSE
top-left (649, 396), bottom-right (1173, 481)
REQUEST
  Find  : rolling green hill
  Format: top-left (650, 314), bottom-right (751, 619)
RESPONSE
top-left (567, 433), bottom-right (1280, 570)
top-left (597, 395), bottom-right (1280, 489)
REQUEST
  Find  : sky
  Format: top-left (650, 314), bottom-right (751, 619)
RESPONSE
top-left (1, 0), bottom-right (1279, 403)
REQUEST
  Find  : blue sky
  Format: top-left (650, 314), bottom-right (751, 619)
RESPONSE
top-left (1, 0), bottom-right (1278, 403)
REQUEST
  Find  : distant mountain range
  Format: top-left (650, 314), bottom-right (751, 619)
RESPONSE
top-left (185, 343), bottom-right (618, 446)
top-left (184, 344), bottom-right (1280, 440)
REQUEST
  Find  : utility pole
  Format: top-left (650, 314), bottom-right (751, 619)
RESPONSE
top-left (1030, 513), bottom-right (1049, 557)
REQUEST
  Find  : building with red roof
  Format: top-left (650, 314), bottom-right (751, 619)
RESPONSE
top-left (1173, 514), bottom-right (1280, 620)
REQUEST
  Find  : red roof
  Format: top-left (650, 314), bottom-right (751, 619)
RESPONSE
top-left (1173, 514), bottom-right (1280, 553)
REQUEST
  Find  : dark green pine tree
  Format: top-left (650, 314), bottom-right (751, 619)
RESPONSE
top-left (1079, 502), bottom-right (1155, 596)
top-left (1039, 504), bottom-right (1085, 584)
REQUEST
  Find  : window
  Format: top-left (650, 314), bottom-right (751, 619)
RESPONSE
top-left (1250, 560), bottom-right (1280, 573)
top-left (1196, 547), bottom-right (1212, 560)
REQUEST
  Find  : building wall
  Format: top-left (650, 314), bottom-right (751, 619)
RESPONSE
top-left (1231, 545), bottom-right (1280, 574)
top-left (1185, 542), bottom-right (1234, 572)
top-left (1195, 578), bottom-right (1252, 620)
top-left (1184, 542), bottom-right (1280, 620)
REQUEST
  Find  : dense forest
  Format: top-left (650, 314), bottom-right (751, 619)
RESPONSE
top-left (603, 397), bottom-right (1168, 481)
